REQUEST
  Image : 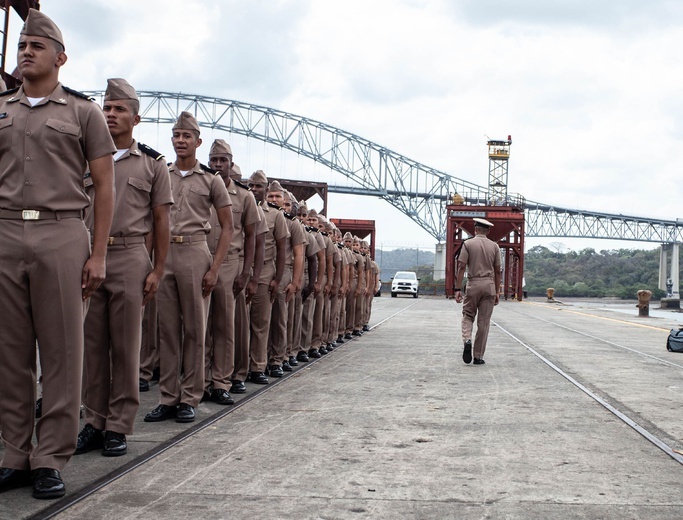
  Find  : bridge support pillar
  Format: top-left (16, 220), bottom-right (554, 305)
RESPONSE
top-left (434, 243), bottom-right (446, 282)
top-left (659, 243), bottom-right (680, 308)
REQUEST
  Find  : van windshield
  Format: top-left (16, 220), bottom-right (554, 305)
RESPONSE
top-left (395, 273), bottom-right (416, 280)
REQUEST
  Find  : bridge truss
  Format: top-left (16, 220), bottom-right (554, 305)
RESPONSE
top-left (85, 90), bottom-right (683, 244)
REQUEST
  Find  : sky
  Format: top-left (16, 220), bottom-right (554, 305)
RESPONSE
top-left (6, 0), bottom-right (683, 253)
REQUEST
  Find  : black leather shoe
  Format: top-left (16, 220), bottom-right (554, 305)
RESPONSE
top-left (318, 346), bottom-right (328, 355)
top-left (352, 330), bottom-right (362, 337)
top-left (463, 340), bottom-right (473, 365)
top-left (0, 468), bottom-right (32, 492)
top-left (282, 360), bottom-right (292, 372)
top-left (269, 365), bottom-right (284, 378)
top-left (473, 358), bottom-right (486, 365)
top-left (74, 424), bottom-right (103, 455)
top-left (248, 372), bottom-right (269, 385)
top-left (308, 348), bottom-right (321, 359)
top-left (326, 343), bottom-right (336, 351)
top-left (144, 404), bottom-right (177, 422)
top-left (102, 431), bottom-right (127, 457)
top-left (35, 398), bottom-right (42, 419)
top-left (151, 366), bottom-right (160, 382)
top-left (296, 351), bottom-right (309, 362)
top-left (210, 388), bottom-right (234, 405)
top-left (344, 333), bottom-right (353, 340)
top-left (230, 381), bottom-right (246, 394)
top-left (176, 403), bottom-right (195, 423)
top-left (201, 387), bottom-right (212, 403)
top-left (139, 378), bottom-right (150, 392)
top-left (288, 356), bottom-right (298, 366)
top-left (32, 468), bottom-right (65, 499)
top-left (336, 335), bottom-right (344, 344)
top-left (362, 324), bottom-right (370, 332)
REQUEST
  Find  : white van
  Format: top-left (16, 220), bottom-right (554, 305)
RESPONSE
top-left (391, 271), bottom-right (419, 298)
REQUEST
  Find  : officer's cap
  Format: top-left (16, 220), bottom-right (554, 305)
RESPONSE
top-left (21, 9), bottom-right (64, 49)
top-left (173, 111), bottom-right (200, 135)
top-left (104, 78), bottom-right (139, 112)
top-left (473, 217), bottom-right (494, 229)
top-left (267, 180), bottom-right (285, 193)
top-left (210, 139), bottom-right (232, 157)
top-left (249, 169), bottom-right (268, 186)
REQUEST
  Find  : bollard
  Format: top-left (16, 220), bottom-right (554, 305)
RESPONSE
top-left (546, 288), bottom-right (555, 301)
top-left (636, 289), bottom-right (652, 317)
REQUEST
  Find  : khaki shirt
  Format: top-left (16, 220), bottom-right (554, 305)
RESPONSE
top-left (208, 178), bottom-right (260, 256)
top-left (85, 140), bottom-right (173, 236)
top-left (303, 224), bottom-right (321, 275)
top-left (459, 235), bottom-right (501, 279)
top-left (168, 160), bottom-right (231, 236)
top-left (259, 202), bottom-right (290, 282)
top-left (0, 83), bottom-right (115, 211)
top-left (285, 215), bottom-right (306, 267)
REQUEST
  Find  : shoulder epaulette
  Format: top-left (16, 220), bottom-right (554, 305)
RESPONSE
top-left (267, 201), bottom-right (280, 210)
top-left (454, 237), bottom-right (471, 260)
top-left (337, 243), bottom-right (344, 249)
top-left (138, 143), bottom-right (164, 161)
top-left (200, 163), bottom-right (218, 175)
top-left (62, 86), bottom-right (94, 101)
top-left (167, 161), bottom-right (173, 167)
top-left (285, 212), bottom-right (296, 220)
top-left (234, 179), bottom-right (249, 190)
top-left (321, 231), bottom-right (329, 236)
top-left (0, 87), bottom-right (19, 98)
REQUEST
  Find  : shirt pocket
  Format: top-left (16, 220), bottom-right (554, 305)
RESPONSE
top-left (45, 118), bottom-right (80, 155)
top-left (0, 117), bottom-right (13, 154)
top-left (126, 177), bottom-right (152, 208)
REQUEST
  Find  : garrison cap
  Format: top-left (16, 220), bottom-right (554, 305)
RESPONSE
top-left (473, 217), bottom-right (494, 228)
top-left (267, 180), bottom-right (285, 193)
top-left (104, 78), bottom-right (139, 112)
top-left (343, 232), bottom-right (353, 240)
top-left (209, 139), bottom-right (232, 157)
top-left (285, 190), bottom-right (298, 204)
top-left (230, 164), bottom-right (242, 179)
top-left (249, 169), bottom-right (268, 186)
top-left (361, 240), bottom-right (369, 247)
top-left (307, 209), bottom-right (319, 219)
top-left (21, 9), bottom-right (65, 49)
top-left (318, 214), bottom-right (328, 224)
top-left (299, 201), bottom-right (308, 212)
top-left (353, 235), bottom-right (361, 243)
top-left (173, 111), bottom-right (200, 134)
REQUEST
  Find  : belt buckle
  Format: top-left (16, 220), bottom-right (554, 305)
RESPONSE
top-left (173, 236), bottom-right (184, 244)
top-left (107, 237), bottom-right (115, 245)
top-left (22, 210), bottom-right (40, 220)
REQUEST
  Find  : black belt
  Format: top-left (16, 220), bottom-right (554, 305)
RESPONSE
top-left (0, 209), bottom-right (83, 221)
top-left (107, 236), bottom-right (146, 246)
top-left (171, 234), bottom-right (207, 244)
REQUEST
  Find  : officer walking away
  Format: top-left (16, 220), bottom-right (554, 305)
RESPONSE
top-left (0, 9), bottom-right (115, 499)
top-left (454, 218), bottom-right (501, 365)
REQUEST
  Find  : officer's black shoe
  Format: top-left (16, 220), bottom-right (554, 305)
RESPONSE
top-left (336, 335), bottom-right (344, 344)
top-left (362, 324), bottom-right (370, 332)
top-left (296, 351), bottom-right (310, 363)
top-left (343, 333), bottom-right (353, 340)
top-left (0, 468), bottom-right (32, 492)
top-left (463, 340), bottom-right (473, 365)
top-left (288, 355), bottom-right (299, 367)
top-left (144, 404), bottom-right (177, 422)
top-left (32, 468), bottom-right (65, 500)
top-left (327, 342), bottom-right (336, 351)
top-left (308, 348), bottom-right (321, 359)
top-left (74, 424), bottom-right (104, 455)
top-left (282, 360), bottom-right (292, 372)
top-left (248, 372), bottom-right (269, 385)
top-left (318, 346), bottom-right (328, 355)
top-left (352, 330), bottom-right (362, 337)
top-left (151, 366), bottom-right (161, 382)
top-left (102, 431), bottom-right (127, 457)
top-left (269, 365), bottom-right (284, 378)
top-left (210, 388), bottom-right (234, 405)
top-left (473, 358), bottom-right (486, 365)
top-left (35, 398), bottom-right (42, 419)
top-left (139, 378), bottom-right (150, 392)
top-left (230, 381), bottom-right (247, 394)
top-left (176, 403), bottom-right (195, 423)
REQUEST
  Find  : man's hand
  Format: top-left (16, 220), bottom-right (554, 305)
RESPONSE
top-left (82, 255), bottom-right (106, 300)
top-left (245, 277), bottom-right (258, 305)
top-left (142, 269), bottom-right (163, 306)
top-left (494, 294), bottom-right (500, 306)
top-left (269, 279), bottom-right (280, 303)
top-left (455, 290), bottom-right (463, 303)
top-left (285, 282), bottom-right (296, 303)
top-left (233, 271), bottom-right (249, 296)
top-left (202, 268), bottom-right (219, 298)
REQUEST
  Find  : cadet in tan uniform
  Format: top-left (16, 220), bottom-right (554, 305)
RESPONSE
top-left (454, 218), bottom-right (502, 365)
top-left (0, 9), bottom-right (115, 499)
top-left (352, 236), bottom-right (367, 336)
top-left (247, 170), bottom-right (289, 384)
top-left (324, 222), bottom-right (343, 350)
top-left (144, 112), bottom-right (233, 424)
top-left (77, 79), bottom-right (173, 457)
top-left (343, 232), bottom-right (359, 340)
top-left (204, 139), bottom-right (260, 403)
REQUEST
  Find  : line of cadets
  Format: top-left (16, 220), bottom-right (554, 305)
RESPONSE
top-left (73, 79), bottom-right (381, 461)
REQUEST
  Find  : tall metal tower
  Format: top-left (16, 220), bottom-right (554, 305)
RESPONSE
top-left (487, 135), bottom-right (512, 205)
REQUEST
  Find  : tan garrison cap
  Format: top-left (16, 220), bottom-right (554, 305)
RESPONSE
top-left (230, 164), bottom-right (242, 179)
top-left (318, 214), bottom-right (328, 224)
top-left (307, 209), bottom-right (318, 218)
top-left (473, 217), bottom-right (494, 228)
top-left (21, 9), bottom-right (65, 49)
top-left (360, 240), bottom-right (369, 247)
top-left (285, 190), bottom-right (298, 204)
top-left (209, 139), bottom-right (232, 157)
top-left (104, 78), bottom-right (139, 112)
top-left (299, 201), bottom-right (308, 212)
top-left (343, 232), bottom-right (353, 240)
top-left (249, 169), bottom-right (268, 186)
top-left (267, 180), bottom-right (285, 193)
top-left (173, 111), bottom-right (200, 134)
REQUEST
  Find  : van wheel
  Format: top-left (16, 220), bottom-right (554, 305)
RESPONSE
top-left (391, 292), bottom-right (396, 298)
top-left (413, 293), bottom-right (418, 298)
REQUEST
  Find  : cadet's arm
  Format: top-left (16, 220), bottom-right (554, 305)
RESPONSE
top-left (203, 205), bottom-right (233, 298)
top-left (143, 203), bottom-right (171, 305)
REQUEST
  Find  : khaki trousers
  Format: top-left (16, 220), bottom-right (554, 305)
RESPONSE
top-left (157, 241), bottom-right (212, 408)
top-left (326, 293), bottom-right (340, 343)
top-left (232, 258), bottom-right (250, 383)
top-left (0, 219), bottom-right (89, 471)
top-left (205, 255), bottom-right (239, 391)
top-left (268, 268), bottom-right (292, 366)
top-left (139, 296), bottom-right (159, 381)
top-left (354, 283), bottom-right (366, 331)
top-left (299, 293), bottom-right (316, 352)
top-left (249, 282), bottom-right (273, 372)
top-left (286, 289), bottom-right (301, 358)
top-left (461, 279), bottom-right (496, 359)
top-left (345, 280), bottom-right (357, 334)
top-left (83, 242), bottom-right (151, 434)
top-left (311, 276), bottom-right (326, 348)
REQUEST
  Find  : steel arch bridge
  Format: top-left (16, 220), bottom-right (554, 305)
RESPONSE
top-left (86, 90), bottom-right (683, 244)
